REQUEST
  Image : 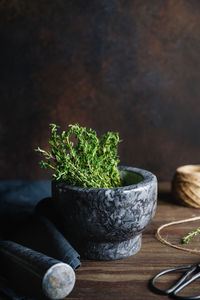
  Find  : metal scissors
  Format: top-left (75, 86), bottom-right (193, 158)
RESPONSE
top-left (149, 263), bottom-right (200, 299)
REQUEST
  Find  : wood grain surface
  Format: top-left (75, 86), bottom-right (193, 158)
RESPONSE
top-left (2, 183), bottom-right (200, 299)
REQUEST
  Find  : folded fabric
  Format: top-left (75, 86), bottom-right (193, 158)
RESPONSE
top-left (6, 214), bottom-right (81, 270)
top-left (0, 180), bottom-right (51, 223)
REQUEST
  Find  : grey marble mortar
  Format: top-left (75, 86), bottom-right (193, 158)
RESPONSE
top-left (52, 166), bottom-right (157, 261)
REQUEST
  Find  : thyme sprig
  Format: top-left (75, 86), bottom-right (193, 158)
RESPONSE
top-left (182, 227), bottom-right (200, 244)
top-left (35, 123), bottom-right (122, 188)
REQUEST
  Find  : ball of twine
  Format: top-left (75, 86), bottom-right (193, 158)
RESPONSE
top-left (172, 165), bottom-right (200, 208)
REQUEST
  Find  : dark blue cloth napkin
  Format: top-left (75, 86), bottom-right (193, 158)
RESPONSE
top-left (0, 180), bottom-right (51, 221)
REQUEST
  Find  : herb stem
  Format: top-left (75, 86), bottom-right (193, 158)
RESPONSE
top-left (182, 227), bottom-right (200, 244)
top-left (35, 123), bottom-right (122, 188)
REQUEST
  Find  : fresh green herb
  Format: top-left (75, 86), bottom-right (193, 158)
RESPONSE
top-left (182, 227), bottom-right (200, 244)
top-left (35, 123), bottom-right (122, 188)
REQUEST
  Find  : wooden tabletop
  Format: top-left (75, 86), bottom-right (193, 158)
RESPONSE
top-left (2, 182), bottom-right (200, 299)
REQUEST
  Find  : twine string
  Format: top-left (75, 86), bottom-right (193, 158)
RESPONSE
top-left (156, 216), bottom-right (200, 254)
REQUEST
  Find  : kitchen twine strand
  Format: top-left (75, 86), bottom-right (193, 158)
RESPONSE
top-left (156, 216), bottom-right (200, 254)
top-left (157, 165), bottom-right (200, 254)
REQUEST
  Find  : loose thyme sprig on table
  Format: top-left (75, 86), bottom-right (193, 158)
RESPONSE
top-left (182, 227), bottom-right (200, 244)
top-left (35, 123), bottom-right (122, 188)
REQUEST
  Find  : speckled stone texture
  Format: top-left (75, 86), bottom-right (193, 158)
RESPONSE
top-left (52, 166), bottom-right (157, 260)
top-left (43, 263), bottom-right (75, 299)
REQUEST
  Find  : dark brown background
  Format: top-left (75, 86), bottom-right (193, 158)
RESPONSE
top-left (0, 0), bottom-right (200, 181)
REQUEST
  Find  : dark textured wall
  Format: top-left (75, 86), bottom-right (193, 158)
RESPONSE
top-left (0, 0), bottom-right (200, 181)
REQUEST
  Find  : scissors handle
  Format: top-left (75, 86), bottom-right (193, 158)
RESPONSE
top-left (150, 264), bottom-right (200, 299)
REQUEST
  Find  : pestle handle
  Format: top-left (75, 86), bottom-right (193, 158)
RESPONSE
top-left (0, 240), bottom-right (75, 299)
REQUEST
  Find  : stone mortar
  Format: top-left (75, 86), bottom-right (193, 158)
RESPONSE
top-left (52, 166), bottom-right (157, 260)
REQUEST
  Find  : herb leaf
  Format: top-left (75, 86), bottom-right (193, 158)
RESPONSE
top-left (35, 123), bottom-right (122, 188)
top-left (182, 227), bottom-right (200, 244)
